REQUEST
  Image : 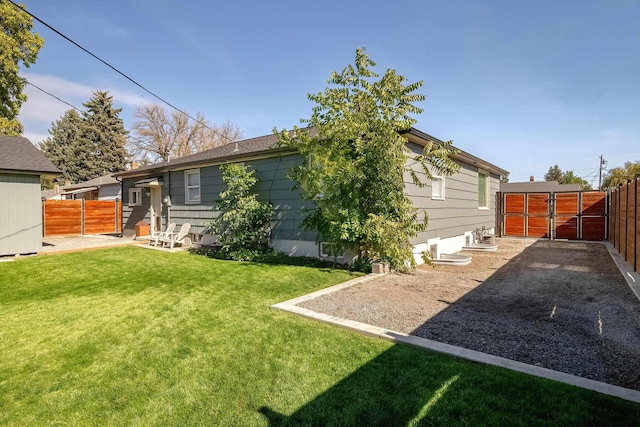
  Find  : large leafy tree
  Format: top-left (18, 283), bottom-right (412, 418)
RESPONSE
top-left (0, 0), bottom-right (44, 135)
top-left (130, 103), bottom-right (242, 162)
top-left (561, 170), bottom-right (592, 190)
top-left (603, 161), bottom-right (640, 189)
top-left (276, 48), bottom-right (459, 270)
top-left (40, 91), bottom-right (129, 184)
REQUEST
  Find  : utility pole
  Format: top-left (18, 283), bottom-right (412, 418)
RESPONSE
top-left (598, 155), bottom-right (607, 190)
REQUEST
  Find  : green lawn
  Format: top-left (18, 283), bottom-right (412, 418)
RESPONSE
top-left (0, 247), bottom-right (638, 426)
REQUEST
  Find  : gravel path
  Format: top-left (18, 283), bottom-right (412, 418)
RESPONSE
top-left (299, 238), bottom-right (640, 390)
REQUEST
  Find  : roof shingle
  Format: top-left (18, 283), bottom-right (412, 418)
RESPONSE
top-left (0, 136), bottom-right (61, 174)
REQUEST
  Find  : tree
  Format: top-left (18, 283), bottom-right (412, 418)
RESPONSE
top-left (82, 90), bottom-right (129, 176)
top-left (0, 1), bottom-right (44, 135)
top-left (205, 163), bottom-right (273, 259)
top-left (130, 103), bottom-right (242, 162)
top-left (544, 164), bottom-right (563, 182)
top-left (561, 170), bottom-right (592, 190)
top-left (39, 109), bottom-right (87, 184)
top-left (40, 91), bottom-right (129, 184)
top-left (276, 48), bottom-right (459, 271)
top-left (603, 161), bottom-right (640, 189)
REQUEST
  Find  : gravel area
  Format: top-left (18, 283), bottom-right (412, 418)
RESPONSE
top-left (299, 238), bottom-right (640, 390)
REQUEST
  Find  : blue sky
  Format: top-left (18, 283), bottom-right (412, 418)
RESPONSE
top-left (17, 0), bottom-right (640, 184)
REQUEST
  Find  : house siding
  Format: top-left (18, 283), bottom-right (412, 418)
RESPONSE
top-left (120, 139), bottom-right (505, 262)
top-left (404, 143), bottom-right (500, 246)
top-left (122, 179), bottom-right (152, 237)
top-left (0, 173), bottom-right (43, 256)
top-left (122, 154), bottom-right (316, 242)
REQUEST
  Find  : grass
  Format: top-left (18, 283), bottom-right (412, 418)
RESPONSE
top-left (0, 247), bottom-right (638, 426)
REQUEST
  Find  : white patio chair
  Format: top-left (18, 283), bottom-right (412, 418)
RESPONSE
top-left (161, 223), bottom-right (191, 249)
top-left (149, 222), bottom-right (176, 247)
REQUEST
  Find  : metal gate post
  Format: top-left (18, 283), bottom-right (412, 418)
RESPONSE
top-left (549, 192), bottom-right (554, 240)
top-left (635, 176), bottom-right (638, 272)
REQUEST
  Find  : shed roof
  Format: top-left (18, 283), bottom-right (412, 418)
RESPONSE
top-left (0, 135), bottom-right (61, 175)
top-left (114, 127), bottom-right (509, 178)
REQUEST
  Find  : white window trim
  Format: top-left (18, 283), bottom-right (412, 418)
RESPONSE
top-left (128, 188), bottom-right (142, 206)
top-left (478, 169), bottom-right (490, 210)
top-left (185, 169), bottom-right (201, 204)
top-left (431, 176), bottom-right (445, 200)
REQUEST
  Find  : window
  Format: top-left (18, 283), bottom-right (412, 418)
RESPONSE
top-left (128, 188), bottom-right (142, 206)
top-left (478, 170), bottom-right (489, 209)
top-left (431, 176), bottom-right (445, 200)
top-left (320, 242), bottom-right (344, 259)
top-left (185, 169), bottom-right (200, 203)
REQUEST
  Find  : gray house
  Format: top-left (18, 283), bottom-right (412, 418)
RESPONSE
top-left (0, 136), bottom-right (61, 256)
top-left (61, 173), bottom-right (122, 200)
top-left (114, 128), bottom-right (507, 264)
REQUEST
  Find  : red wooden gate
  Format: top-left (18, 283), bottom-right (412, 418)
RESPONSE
top-left (500, 191), bottom-right (607, 240)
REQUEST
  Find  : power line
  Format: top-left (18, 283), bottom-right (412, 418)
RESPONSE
top-left (26, 80), bottom-right (82, 112)
top-left (8, 0), bottom-right (233, 144)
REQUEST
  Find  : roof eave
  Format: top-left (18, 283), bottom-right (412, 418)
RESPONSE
top-left (114, 146), bottom-right (297, 179)
top-left (401, 128), bottom-right (510, 176)
top-left (0, 168), bottom-right (61, 175)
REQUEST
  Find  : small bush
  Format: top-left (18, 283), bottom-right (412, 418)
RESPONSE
top-left (205, 163), bottom-right (274, 257)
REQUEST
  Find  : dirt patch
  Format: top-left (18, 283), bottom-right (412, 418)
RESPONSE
top-left (298, 238), bottom-right (640, 390)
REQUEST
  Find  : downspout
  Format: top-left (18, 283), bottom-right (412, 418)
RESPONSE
top-left (166, 171), bottom-right (171, 226)
top-left (115, 176), bottom-right (123, 237)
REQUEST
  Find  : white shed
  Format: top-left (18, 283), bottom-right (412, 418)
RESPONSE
top-left (0, 136), bottom-right (61, 256)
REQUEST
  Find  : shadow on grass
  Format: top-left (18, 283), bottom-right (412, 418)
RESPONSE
top-left (259, 241), bottom-right (640, 426)
top-left (257, 341), bottom-right (639, 426)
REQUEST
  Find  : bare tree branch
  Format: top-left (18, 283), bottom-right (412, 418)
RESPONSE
top-left (129, 103), bottom-right (243, 162)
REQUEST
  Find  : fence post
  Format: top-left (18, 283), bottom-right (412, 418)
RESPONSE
top-left (42, 199), bottom-right (46, 237)
top-left (635, 176), bottom-right (638, 272)
top-left (618, 184), bottom-right (622, 253)
top-left (81, 199), bottom-right (85, 236)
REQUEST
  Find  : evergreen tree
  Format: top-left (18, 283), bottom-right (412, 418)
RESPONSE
top-left (82, 90), bottom-right (129, 176)
top-left (40, 91), bottom-right (130, 184)
top-left (276, 48), bottom-right (459, 271)
top-left (544, 164), bottom-right (563, 182)
top-left (39, 109), bottom-right (87, 184)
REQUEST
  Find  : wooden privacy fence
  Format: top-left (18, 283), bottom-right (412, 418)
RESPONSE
top-left (42, 200), bottom-right (122, 237)
top-left (497, 191), bottom-right (608, 240)
top-left (609, 177), bottom-right (640, 272)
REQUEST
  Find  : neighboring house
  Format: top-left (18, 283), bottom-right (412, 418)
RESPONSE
top-left (0, 136), bottom-right (61, 256)
top-left (61, 173), bottom-right (122, 200)
top-left (41, 187), bottom-right (67, 200)
top-left (500, 180), bottom-right (582, 193)
top-left (113, 128), bottom-right (508, 264)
